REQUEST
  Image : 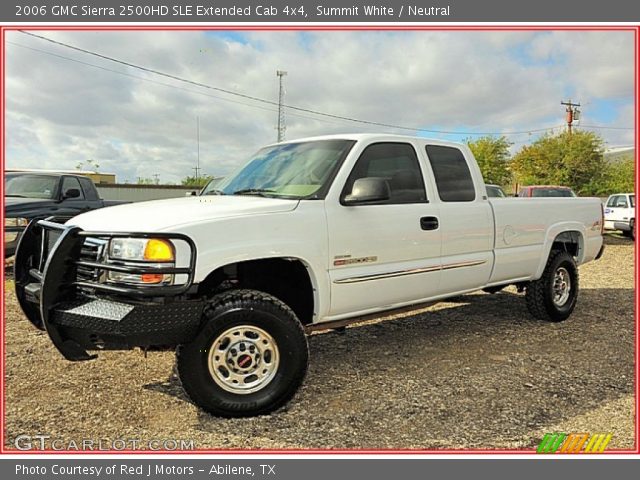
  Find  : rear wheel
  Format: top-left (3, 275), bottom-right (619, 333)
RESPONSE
top-left (525, 251), bottom-right (578, 322)
top-left (177, 289), bottom-right (309, 417)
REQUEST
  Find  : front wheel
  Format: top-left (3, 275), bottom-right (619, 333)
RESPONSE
top-left (525, 251), bottom-right (579, 322)
top-left (177, 289), bottom-right (309, 417)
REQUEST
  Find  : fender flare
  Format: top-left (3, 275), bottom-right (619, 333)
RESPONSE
top-left (533, 222), bottom-right (586, 280)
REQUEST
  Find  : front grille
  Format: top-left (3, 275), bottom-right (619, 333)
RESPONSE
top-left (77, 238), bottom-right (107, 283)
top-left (25, 219), bottom-right (196, 299)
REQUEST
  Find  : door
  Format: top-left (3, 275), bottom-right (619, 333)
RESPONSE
top-left (423, 144), bottom-right (494, 293)
top-left (325, 142), bottom-right (442, 318)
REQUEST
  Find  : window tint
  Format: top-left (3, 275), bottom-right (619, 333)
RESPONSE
top-left (616, 197), bottom-right (629, 207)
top-left (606, 195), bottom-right (619, 207)
top-left (78, 177), bottom-right (98, 201)
top-left (607, 195), bottom-right (628, 207)
top-left (425, 145), bottom-right (475, 202)
top-left (531, 188), bottom-right (575, 198)
top-left (61, 176), bottom-right (85, 200)
top-left (342, 143), bottom-right (427, 205)
top-left (486, 185), bottom-right (506, 198)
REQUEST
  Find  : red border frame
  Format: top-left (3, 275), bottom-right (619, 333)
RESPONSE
top-left (0, 24), bottom-right (638, 455)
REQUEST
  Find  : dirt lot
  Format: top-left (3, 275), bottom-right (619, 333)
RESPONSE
top-left (3, 234), bottom-right (636, 451)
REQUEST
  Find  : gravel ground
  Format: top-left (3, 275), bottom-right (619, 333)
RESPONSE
top-left (3, 234), bottom-right (636, 451)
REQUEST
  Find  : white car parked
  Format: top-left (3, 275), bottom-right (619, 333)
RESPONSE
top-left (604, 193), bottom-right (635, 239)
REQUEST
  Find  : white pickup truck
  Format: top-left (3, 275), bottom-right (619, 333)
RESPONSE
top-left (604, 193), bottom-right (635, 239)
top-left (14, 134), bottom-right (605, 417)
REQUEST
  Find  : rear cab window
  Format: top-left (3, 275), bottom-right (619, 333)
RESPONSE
top-left (425, 145), bottom-right (476, 202)
top-left (78, 177), bottom-right (99, 201)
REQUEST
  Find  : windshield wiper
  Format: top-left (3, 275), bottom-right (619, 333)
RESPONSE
top-left (6, 194), bottom-right (26, 198)
top-left (232, 188), bottom-right (277, 197)
top-left (203, 189), bottom-right (225, 196)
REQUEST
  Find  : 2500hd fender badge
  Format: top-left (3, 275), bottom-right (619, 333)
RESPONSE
top-left (333, 256), bottom-right (378, 266)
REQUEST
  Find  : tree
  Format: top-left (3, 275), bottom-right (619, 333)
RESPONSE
top-left (136, 177), bottom-right (156, 185)
top-left (181, 175), bottom-right (214, 187)
top-left (76, 159), bottom-right (100, 172)
top-left (599, 156), bottom-right (635, 195)
top-left (510, 131), bottom-right (607, 196)
top-left (466, 136), bottom-right (512, 187)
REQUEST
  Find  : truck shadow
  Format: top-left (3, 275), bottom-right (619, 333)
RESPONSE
top-left (146, 287), bottom-right (634, 449)
top-left (603, 232), bottom-right (634, 245)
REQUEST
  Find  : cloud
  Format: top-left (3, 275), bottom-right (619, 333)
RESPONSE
top-left (5, 30), bottom-right (635, 183)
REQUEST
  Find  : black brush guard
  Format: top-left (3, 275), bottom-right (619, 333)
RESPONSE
top-left (14, 218), bottom-right (204, 361)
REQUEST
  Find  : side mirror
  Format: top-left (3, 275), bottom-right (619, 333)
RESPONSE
top-left (343, 177), bottom-right (390, 205)
top-left (186, 191), bottom-right (197, 197)
top-left (63, 188), bottom-right (80, 199)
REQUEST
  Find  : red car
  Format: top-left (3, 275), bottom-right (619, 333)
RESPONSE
top-left (518, 185), bottom-right (577, 198)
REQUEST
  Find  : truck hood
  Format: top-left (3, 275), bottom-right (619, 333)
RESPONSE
top-left (67, 195), bottom-right (300, 232)
top-left (5, 197), bottom-right (55, 216)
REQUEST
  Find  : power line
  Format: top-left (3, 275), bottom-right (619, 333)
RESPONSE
top-left (6, 40), bottom-right (360, 129)
top-left (578, 124), bottom-right (634, 131)
top-left (16, 31), bottom-right (570, 137)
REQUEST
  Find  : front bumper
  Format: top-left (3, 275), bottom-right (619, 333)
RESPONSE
top-left (613, 221), bottom-right (632, 232)
top-left (49, 297), bottom-right (204, 352)
top-left (14, 219), bottom-right (202, 361)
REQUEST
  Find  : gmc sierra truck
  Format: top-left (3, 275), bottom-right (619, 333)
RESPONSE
top-left (14, 134), bottom-right (605, 417)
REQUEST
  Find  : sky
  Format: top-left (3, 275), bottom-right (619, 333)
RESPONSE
top-left (4, 30), bottom-right (636, 184)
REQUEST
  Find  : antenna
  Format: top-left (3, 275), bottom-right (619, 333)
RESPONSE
top-left (276, 70), bottom-right (288, 142)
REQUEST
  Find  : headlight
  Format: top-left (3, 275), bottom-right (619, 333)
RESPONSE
top-left (4, 217), bottom-right (29, 227)
top-left (4, 217), bottom-right (29, 243)
top-left (108, 238), bottom-right (175, 262)
top-left (107, 238), bottom-right (175, 285)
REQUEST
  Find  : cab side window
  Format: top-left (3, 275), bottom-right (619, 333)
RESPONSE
top-left (342, 142), bottom-right (427, 205)
top-left (78, 177), bottom-right (99, 201)
top-left (426, 145), bottom-right (476, 202)
top-left (607, 195), bottom-right (628, 208)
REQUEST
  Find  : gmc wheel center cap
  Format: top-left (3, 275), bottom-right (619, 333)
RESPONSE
top-left (237, 354), bottom-right (253, 368)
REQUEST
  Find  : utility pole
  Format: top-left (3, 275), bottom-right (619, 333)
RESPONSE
top-left (561, 99), bottom-right (581, 135)
top-left (152, 173), bottom-right (160, 185)
top-left (276, 70), bottom-right (287, 142)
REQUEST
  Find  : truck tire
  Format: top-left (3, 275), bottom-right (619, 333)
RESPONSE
top-left (525, 250), bottom-right (578, 322)
top-left (176, 289), bottom-right (308, 417)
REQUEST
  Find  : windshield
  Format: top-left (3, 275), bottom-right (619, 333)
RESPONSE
top-left (531, 188), bottom-right (576, 198)
top-left (486, 185), bottom-right (506, 198)
top-left (4, 174), bottom-right (58, 199)
top-left (200, 177), bottom-right (224, 196)
top-left (215, 140), bottom-right (356, 199)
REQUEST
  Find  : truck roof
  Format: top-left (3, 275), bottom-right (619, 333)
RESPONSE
top-left (270, 133), bottom-right (466, 149)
